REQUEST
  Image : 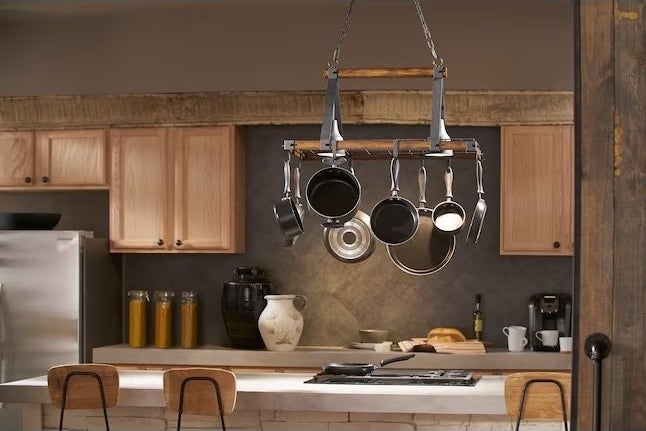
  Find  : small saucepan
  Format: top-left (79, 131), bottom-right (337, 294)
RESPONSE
top-left (273, 159), bottom-right (304, 241)
top-left (432, 163), bottom-right (466, 235)
top-left (322, 353), bottom-right (415, 376)
top-left (370, 157), bottom-right (419, 245)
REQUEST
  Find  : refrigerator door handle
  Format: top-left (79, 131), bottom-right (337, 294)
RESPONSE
top-left (0, 283), bottom-right (5, 343)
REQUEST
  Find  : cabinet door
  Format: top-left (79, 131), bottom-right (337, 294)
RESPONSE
top-left (35, 130), bottom-right (108, 187)
top-left (173, 126), bottom-right (245, 252)
top-left (110, 128), bottom-right (170, 251)
top-left (500, 125), bottom-right (574, 255)
top-left (0, 132), bottom-right (34, 187)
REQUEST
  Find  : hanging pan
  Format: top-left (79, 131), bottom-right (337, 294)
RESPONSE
top-left (273, 158), bottom-right (304, 244)
top-left (370, 156), bottom-right (419, 245)
top-left (466, 157), bottom-right (487, 244)
top-left (388, 161), bottom-right (455, 275)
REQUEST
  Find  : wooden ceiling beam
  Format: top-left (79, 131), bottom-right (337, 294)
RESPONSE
top-left (0, 90), bottom-right (572, 130)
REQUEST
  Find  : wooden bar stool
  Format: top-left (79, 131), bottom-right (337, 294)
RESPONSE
top-left (163, 367), bottom-right (237, 431)
top-left (504, 372), bottom-right (571, 431)
top-left (47, 364), bottom-right (119, 431)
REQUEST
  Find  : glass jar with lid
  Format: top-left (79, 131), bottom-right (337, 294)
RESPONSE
top-left (128, 290), bottom-right (149, 348)
top-left (180, 291), bottom-right (198, 348)
top-left (153, 290), bottom-right (175, 348)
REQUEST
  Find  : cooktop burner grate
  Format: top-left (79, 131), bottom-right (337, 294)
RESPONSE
top-left (305, 369), bottom-right (478, 386)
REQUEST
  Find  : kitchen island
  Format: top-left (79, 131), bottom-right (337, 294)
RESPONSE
top-left (0, 370), bottom-right (568, 431)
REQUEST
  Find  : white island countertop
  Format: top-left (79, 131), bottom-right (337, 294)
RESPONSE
top-left (0, 370), bottom-right (507, 414)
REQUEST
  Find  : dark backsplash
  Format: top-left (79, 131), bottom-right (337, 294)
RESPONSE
top-left (1, 125), bottom-right (573, 348)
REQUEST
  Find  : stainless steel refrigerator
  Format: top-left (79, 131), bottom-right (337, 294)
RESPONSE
top-left (0, 231), bottom-right (121, 428)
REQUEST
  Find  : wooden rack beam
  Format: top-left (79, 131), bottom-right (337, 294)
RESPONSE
top-left (327, 68), bottom-right (437, 79)
top-left (284, 139), bottom-right (480, 160)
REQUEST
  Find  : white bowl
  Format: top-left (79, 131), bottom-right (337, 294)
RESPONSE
top-left (359, 329), bottom-right (389, 343)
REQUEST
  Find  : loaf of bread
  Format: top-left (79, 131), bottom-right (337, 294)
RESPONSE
top-left (427, 327), bottom-right (467, 343)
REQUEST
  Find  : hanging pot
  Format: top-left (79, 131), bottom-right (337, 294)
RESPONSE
top-left (306, 161), bottom-right (361, 228)
top-left (323, 210), bottom-right (375, 263)
top-left (388, 161), bottom-right (455, 275)
top-left (370, 157), bottom-right (419, 245)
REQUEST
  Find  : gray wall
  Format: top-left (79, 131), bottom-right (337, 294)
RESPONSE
top-left (0, 0), bottom-right (573, 95)
top-left (0, 124), bottom-right (573, 348)
top-left (0, 0), bottom-right (574, 348)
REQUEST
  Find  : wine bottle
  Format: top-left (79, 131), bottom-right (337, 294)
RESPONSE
top-left (473, 294), bottom-right (483, 341)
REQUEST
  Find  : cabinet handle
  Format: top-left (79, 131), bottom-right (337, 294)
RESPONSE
top-left (24, 176), bottom-right (32, 184)
top-left (175, 239), bottom-right (183, 247)
top-left (553, 241), bottom-right (561, 249)
top-left (156, 239), bottom-right (165, 246)
top-left (41, 176), bottom-right (50, 183)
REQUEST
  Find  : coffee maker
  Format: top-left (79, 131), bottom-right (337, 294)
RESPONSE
top-left (528, 293), bottom-right (572, 351)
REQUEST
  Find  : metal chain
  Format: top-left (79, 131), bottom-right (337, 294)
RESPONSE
top-left (412, 0), bottom-right (442, 66)
top-left (328, 0), bottom-right (357, 70)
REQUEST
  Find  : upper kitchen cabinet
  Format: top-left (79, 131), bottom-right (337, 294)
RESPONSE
top-left (0, 131), bottom-right (34, 187)
top-left (0, 130), bottom-right (108, 189)
top-left (500, 125), bottom-right (574, 256)
top-left (109, 126), bottom-right (245, 253)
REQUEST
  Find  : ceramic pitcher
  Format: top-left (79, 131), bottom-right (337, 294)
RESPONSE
top-left (258, 294), bottom-right (308, 351)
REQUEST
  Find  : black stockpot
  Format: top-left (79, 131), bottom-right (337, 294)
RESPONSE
top-left (221, 267), bottom-right (273, 349)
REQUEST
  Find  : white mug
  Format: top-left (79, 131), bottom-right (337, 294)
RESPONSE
top-left (559, 336), bottom-right (573, 352)
top-left (536, 330), bottom-right (560, 347)
top-left (502, 325), bottom-right (527, 338)
top-left (507, 335), bottom-right (528, 352)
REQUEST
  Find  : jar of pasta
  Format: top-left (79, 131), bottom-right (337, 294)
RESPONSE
top-left (180, 291), bottom-right (198, 348)
top-left (128, 290), bottom-right (149, 348)
top-left (153, 290), bottom-right (175, 348)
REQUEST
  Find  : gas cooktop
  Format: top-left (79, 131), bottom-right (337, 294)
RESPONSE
top-left (305, 369), bottom-right (478, 386)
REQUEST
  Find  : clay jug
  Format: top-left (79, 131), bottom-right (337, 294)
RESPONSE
top-left (221, 267), bottom-right (273, 349)
top-left (258, 295), bottom-right (308, 351)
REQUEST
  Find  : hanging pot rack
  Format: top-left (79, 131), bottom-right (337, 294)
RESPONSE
top-left (282, 0), bottom-right (482, 162)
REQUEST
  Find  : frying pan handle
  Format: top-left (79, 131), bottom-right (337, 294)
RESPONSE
top-left (445, 165), bottom-right (454, 200)
top-left (390, 157), bottom-right (400, 197)
top-left (418, 162), bottom-right (427, 207)
top-left (380, 353), bottom-right (415, 367)
top-left (283, 159), bottom-right (292, 197)
top-left (476, 159), bottom-right (484, 196)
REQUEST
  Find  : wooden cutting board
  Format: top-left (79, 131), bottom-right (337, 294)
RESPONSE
top-left (430, 340), bottom-right (486, 354)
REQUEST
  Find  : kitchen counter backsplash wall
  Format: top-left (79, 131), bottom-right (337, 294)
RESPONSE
top-left (1, 125), bottom-right (573, 348)
top-left (124, 125), bottom-right (573, 349)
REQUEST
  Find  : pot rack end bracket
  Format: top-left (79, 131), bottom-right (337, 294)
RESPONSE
top-left (319, 68), bottom-right (343, 154)
top-left (429, 64), bottom-right (447, 153)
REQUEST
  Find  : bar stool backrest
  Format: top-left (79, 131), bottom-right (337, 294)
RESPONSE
top-left (163, 367), bottom-right (237, 416)
top-left (504, 372), bottom-right (571, 420)
top-left (47, 364), bottom-right (119, 409)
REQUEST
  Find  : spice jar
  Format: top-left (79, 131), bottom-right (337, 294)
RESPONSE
top-left (128, 290), bottom-right (149, 348)
top-left (180, 291), bottom-right (198, 348)
top-left (153, 290), bottom-right (175, 348)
